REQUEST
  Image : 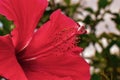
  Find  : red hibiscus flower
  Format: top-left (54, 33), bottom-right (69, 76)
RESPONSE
top-left (0, 0), bottom-right (90, 80)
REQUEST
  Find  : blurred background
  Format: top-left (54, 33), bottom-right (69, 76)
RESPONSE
top-left (0, 0), bottom-right (120, 80)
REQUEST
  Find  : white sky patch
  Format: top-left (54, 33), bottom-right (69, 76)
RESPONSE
top-left (83, 43), bottom-right (96, 57)
top-left (106, 19), bottom-right (120, 35)
top-left (110, 0), bottom-right (120, 13)
top-left (110, 44), bottom-right (120, 55)
top-left (54, 0), bottom-right (62, 3)
top-left (83, 0), bottom-right (98, 11)
top-left (71, 0), bottom-right (80, 4)
top-left (0, 21), bottom-right (3, 28)
top-left (100, 37), bottom-right (108, 48)
top-left (86, 26), bottom-right (91, 34)
top-left (95, 21), bottom-right (110, 36)
top-left (95, 43), bottom-right (102, 53)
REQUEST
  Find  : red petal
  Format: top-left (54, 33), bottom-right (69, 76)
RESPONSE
top-left (20, 52), bottom-right (90, 80)
top-left (18, 10), bottom-right (90, 80)
top-left (0, 35), bottom-right (27, 80)
top-left (0, 0), bottom-right (48, 52)
top-left (19, 10), bottom-right (85, 58)
top-left (24, 71), bottom-right (73, 80)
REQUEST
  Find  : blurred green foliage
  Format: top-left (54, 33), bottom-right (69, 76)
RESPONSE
top-left (0, 0), bottom-right (120, 80)
top-left (0, 15), bottom-right (13, 35)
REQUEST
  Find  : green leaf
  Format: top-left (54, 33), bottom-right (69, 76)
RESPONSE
top-left (78, 34), bottom-right (89, 48)
top-left (64, 0), bottom-right (70, 5)
top-left (109, 55), bottom-right (120, 67)
top-left (98, 0), bottom-right (112, 9)
top-left (0, 16), bottom-right (13, 35)
top-left (91, 74), bottom-right (101, 80)
top-left (85, 8), bottom-right (94, 13)
top-left (83, 15), bottom-right (92, 24)
top-left (117, 25), bottom-right (120, 30)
